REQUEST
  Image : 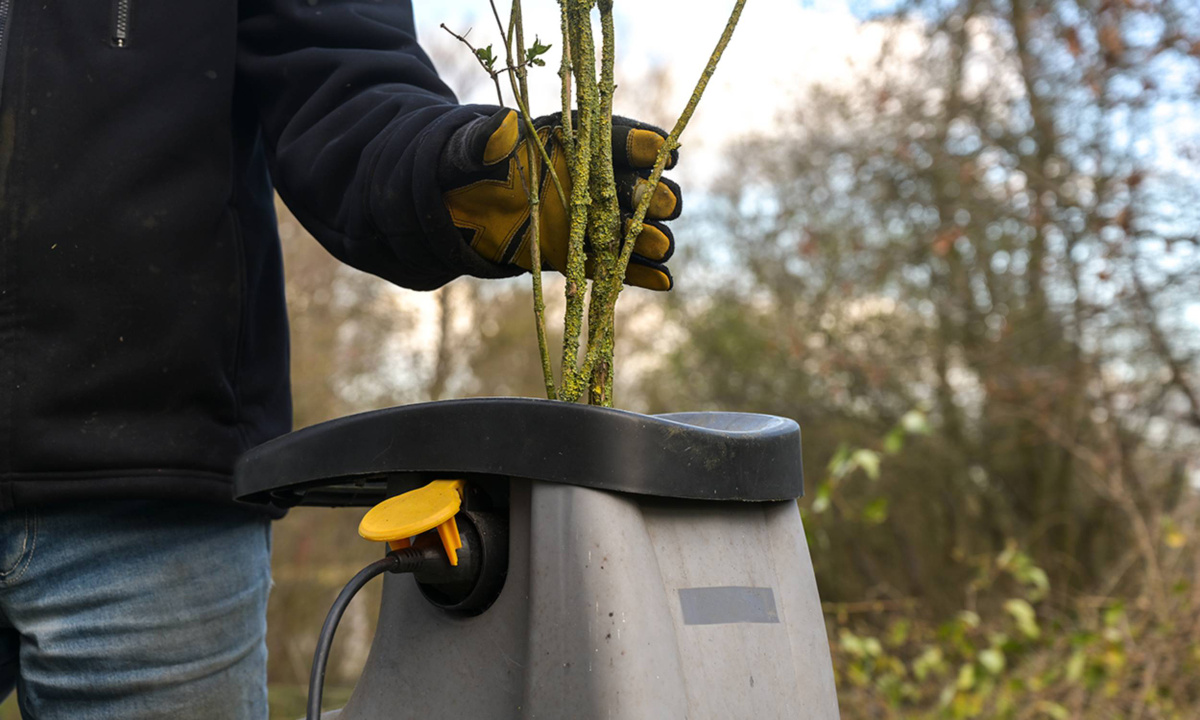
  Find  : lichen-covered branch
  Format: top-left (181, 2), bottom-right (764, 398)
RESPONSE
top-left (557, 1), bottom-right (574, 166)
top-left (583, 0), bottom-right (619, 406)
top-left (557, 0), bottom-right (599, 403)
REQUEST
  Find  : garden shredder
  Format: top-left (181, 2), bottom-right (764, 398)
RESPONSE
top-left (234, 397), bottom-right (840, 719)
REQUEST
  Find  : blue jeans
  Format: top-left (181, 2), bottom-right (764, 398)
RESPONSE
top-left (0, 500), bottom-right (271, 719)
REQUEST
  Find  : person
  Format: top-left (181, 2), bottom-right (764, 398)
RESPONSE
top-left (0, 0), bottom-right (681, 717)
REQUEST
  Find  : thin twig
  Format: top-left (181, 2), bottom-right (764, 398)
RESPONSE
top-left (508, 95), bottom-right (570, 212)
top-left (440, 24), bottom-right (505, 105)
top-left (508, 0), bottom-right (557, 399)
top-left (485, 3), bottom-right (569, 214)
top-left (617, 0), bottom-right (747, 276)
top-left (482, 0), bottom-right (555, 399)
top-left (443, 14), bottom-right (556, 397)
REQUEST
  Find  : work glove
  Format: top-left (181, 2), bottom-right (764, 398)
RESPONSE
top-left (438, 109), bottom-right (681, 291)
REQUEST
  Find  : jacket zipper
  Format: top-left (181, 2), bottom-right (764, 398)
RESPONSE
top-left (111, 0), bottom-right (130, 47)
top-left (0, 0), bottom-right (12, 101)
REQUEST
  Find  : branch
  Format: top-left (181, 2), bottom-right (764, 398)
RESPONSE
top-left (557, 0), bottom-right (599, 402)
top-left (487, 0), bottom-right (556, 399)
top-left (487, 2), bottom-right (569, 212)
top-left (510, 0), bottom-right (557, 400)
top-left (619, 0), bottom-right (747, 272)
top-left (584, 0), bottom-right (621, 406)
top-left (558, 2), bottom-right (575, 166)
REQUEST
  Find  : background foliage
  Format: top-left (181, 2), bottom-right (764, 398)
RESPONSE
top-left (263, 0), bottom-right (1200, 717)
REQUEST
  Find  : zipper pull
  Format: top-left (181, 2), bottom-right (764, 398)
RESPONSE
top-left (111, 0), bottom-right (130, 48)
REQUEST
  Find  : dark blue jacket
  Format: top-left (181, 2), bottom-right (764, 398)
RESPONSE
top-left (0, 0), bottom-right (509, 510)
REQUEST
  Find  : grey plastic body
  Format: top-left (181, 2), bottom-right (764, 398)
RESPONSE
top-left (337, 479), bottom-right (839, 719)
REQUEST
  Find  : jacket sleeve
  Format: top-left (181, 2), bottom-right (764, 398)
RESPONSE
top-left (236, 0), bottom-right (520, 289)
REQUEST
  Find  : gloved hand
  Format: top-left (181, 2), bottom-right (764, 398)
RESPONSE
top-left (438, 109), bottom-right (681, 291)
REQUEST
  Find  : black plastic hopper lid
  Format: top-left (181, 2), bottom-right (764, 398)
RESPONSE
top-left (234, 398), bottom-right (803, 507)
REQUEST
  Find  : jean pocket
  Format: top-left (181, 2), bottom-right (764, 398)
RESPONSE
top-left (0, 510), bottom-right (37, 583)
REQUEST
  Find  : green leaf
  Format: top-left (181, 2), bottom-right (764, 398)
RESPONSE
top-left (526, 36), bottom-right (553, 64)
top-left (1004, 598), bottom-right (1041, 640)
top-left (937, 681), bottom-right (957, 708)
top-left (900, 409), bottom-right (931, 435)
top-left (979, 647), bottom-right (1005, 674)
top-left (839, 628), bottom-right (866, 658)
top-left (956, 662), bottom-right (976, 690)
top-left (827, 443), bottom-right (852, 478)
top-left (996, 541), bottom-right (1017, 569)
top-left (883, 426), bottom-right (905, 454)
top-left (863, 637), bottom-right (883, 657)
top-left (1024, 567), bottom-right (1050, 600)
top-left (913, 647), bottom-right (944, 681)
top-left (1034, 701), bottom-right (1070, 719)
top-left (851, 449), bottom-right (881, 480)
top-left (956, 610), bottom-right (981, 629)
top-left (1065, 650), bottom-right (1086, 683)
top-left (811, 481), bottom-right (832, 513)
top-left (1103, 601), bottom-right (1125, 628)
top-left (862, 497), bottom-right (889, 524)
top-left (886, 618), bottom-right (910, 647)
top-left (475, 45), bottom-right (496, 71)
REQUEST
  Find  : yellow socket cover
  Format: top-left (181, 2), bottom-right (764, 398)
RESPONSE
top-left (359, 479), bottom-right (465, 565)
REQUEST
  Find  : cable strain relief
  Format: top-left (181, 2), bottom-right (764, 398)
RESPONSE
top-left (387, 546), bottom-right (438, 574)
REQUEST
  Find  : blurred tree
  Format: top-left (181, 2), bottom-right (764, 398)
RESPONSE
top-left (643, 0), bottom-right (1200, 611)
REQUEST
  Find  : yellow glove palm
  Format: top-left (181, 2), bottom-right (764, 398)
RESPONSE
top-left (439, 110), bottom-right (681, 291)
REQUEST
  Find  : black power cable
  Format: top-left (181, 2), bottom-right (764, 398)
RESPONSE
top-left (306, 547), bottom-right (437, 720)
